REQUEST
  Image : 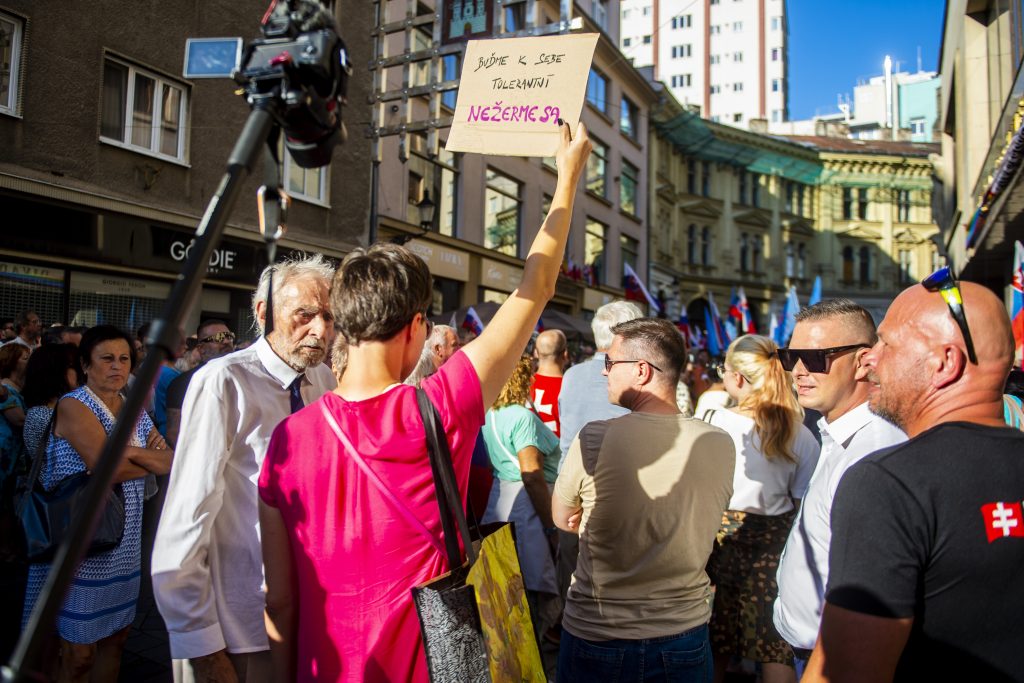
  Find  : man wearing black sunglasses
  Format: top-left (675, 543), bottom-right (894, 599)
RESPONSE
top-left (803, 278), bottom-right (1024, 682)
top-left (773, 300), bottom-right (906, 676)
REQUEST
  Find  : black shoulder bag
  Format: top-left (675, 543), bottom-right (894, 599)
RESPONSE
top-left (15, 401), bottom-right (126, 563)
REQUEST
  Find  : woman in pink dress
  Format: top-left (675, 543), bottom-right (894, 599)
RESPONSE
top-left (258, 122), bottom-right (592, 683)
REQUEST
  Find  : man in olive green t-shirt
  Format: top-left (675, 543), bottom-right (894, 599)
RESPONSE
top-left (552, 318), bottom-right (734, 681)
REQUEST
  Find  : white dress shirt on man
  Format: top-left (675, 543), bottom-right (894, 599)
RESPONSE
top-left (773, 401), bottom-right (906, 650)
top-left (152, 336), bottom-right (334, 659)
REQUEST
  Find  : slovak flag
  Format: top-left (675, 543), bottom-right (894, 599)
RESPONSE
top-left (1012, 240), bottom-right (1023, 361)
top-left (737, 286), bottom-right (756, 334)
top-left (623, 263), bottom-right (661, 314)
top-left (462, 306), bottom-right (484, 336)
top-left (676, 309), bottom-right (694, 345)
top-left (535, 316), bottom-right (545, 334)
top-left (981, 501), bottom-right (1024, 543)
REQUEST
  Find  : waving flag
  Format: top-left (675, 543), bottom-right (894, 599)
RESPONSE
top-left (737, 287), bottom-right (756, 334)
top-left (774, 286), bottom-right (800, 346)
top-left (808, 275), bottom-right (823, 307)
top-left (1012, 240), bottom-right (1023, 362)
top-left (728, 288), bottom-right (743, 327)
top-left (704, 308), bottom-right (723, 356)
top-left (706, 291), bottom-right (731, 354)
top-left (676, 309), bottom-right (696, 346)
top-left (768, 312), bottom-right (779, 343)
top-left (623, 263), bottom-right (661, 313)
top-left (462, 306), bottom-right (485, 336)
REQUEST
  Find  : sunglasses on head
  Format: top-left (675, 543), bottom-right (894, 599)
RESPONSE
top-left (776, 344), bottom-right (870, 373)
top-left (199, 331), bottom-right (236, 345)
top-left (921, 266), bottom-right (977, 364)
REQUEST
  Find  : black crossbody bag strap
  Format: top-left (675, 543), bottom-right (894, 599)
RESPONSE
top-left (415, 388), bottom-right (478, 568)
top-left (17, 401), bottom-right (59, 514)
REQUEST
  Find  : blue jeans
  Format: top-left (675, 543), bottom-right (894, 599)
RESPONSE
top-left (557, 624), bottom-right (712, 683)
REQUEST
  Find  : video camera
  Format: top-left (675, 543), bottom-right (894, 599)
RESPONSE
top-left (235, 0), bottom-right (352, 168)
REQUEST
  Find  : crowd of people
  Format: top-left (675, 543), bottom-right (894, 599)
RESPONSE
top-left (1, 121), bottom-right (1023, 683)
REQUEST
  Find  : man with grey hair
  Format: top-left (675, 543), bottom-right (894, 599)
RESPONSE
top-left (772, 299), bottom-right (905, 676)
top-left (403, 323), bottom-right (459, 386)
top-left (153, 254), bottom-right (336, 682)
top-left (553, 300), bottom-right (642, 619)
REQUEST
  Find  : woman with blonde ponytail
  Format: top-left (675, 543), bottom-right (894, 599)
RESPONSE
top-left (701, 334), bottom-right (820, 683)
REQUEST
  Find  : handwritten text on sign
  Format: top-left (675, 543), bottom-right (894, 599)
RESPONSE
top-left (445, 34), bottom-right (599, 157)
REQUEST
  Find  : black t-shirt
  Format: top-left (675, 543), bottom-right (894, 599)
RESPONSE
top-left (164, 363), bottom-right (204, 412)
top-left (828, 422), bottom-right (1024, 681)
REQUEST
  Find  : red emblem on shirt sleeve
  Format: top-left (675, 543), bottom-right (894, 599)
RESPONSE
top-left (981, 502), bottom-right (1024, 543)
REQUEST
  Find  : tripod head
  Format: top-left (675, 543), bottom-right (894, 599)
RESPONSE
top-left (235, 0), bottom-right (351, 168)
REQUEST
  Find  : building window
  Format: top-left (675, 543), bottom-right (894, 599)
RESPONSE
top-left (0, 11), bottom-right (24, 116)
top-left (687, 224), bottom-right (697, 263)
top-left (797, 185), bottom-right (805, 216)
top-left (771, 48), bottom-right (781, 61)
top-left (733, 21), bottom-right (743, 31)
top-left (671, 74), bottom-right (692, 88)
top-left (701, 161), bottom-right (711, 197)
top-left (797, 242), bottom-right (806, 278)
top-left (671, 44), bottom-right (692, 58)
top-left (899, 248), bottom-right (914, 285)
top-left (751, 172), bottom-right (760, 206)
top-left (672, 15), bottom-right (692, 28)
top-left (620, 96), bottom-right (639, 138)
top-left (739, 172), bottom-right (749, 205)
top-left (733, 51), bottom-right (743, 62)
top-left (841, 187), bottom-right (853, 219)
top-left (701, 226), bottom-right (712, 265)
top-left (740, 233), bottom-right (750, 271)
top-left (858, 188), bottom-right (869, 219)
top-left (279, 138), bottom-right (329, 204)
top-left (587, 136), bottom-right (609, 197)
top-left (484, 168), bottom-right (521, 257)
top-left (710, 25), bottom-right (721, 34)
top-left (642, 5), bottom-right (652, 15)
top-left (771, 78), bottom-right (782, 92)
top-left (621, 160), bottom-right (639, 216)
top-left (785, 242), bottom-right (794, 277)
top-left (687, 159), bottom-right (697, 195)
top-left (897, 189), bottom-right (911, 222)
top-left (642, 35), bottom-right (652, 44)
top-left (504, 1), bottom-right (526, 31)
top-left (859, 246), bottom-right (871, 285)
top-left (771, 109), bottom-right (781, 122)
top-left (592, 0), bottom-right (608, 30)
top-left (910, 117), bottom-right (926, 136)
top-left (587, 68), bottom-right (608, 113)
top-left (733, 82), bottom-right (744, 92)
top-left (710, 84), bottom-right (721, 94)
top-left (436, 148), bottom-right (459, 237)
top-left (585, 219), bottom-right (607, 284)
top-left (733, 113), bottom-right (742, 123)
top-left (711, 55), bottom-right (721, 65)
top-left (771, 16), bottom-right (781, 30)
top-left (441, 54), bottom-right (460, 110)
top-left (101, 56), bottom-right (189, 161)
top-left (842, 246), bottom-right (854, 282)
top-left (621, 234), bottom-right (639, 273)
top-left (753, 235), bottom-right (763, 272)
top-left (784, 182), bottom-right (794, 213)
top-left (623, 37), bottom-right (632, 47)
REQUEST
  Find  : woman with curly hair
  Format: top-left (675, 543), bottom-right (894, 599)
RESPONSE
top-left (702, 334), bottom-right (820, 683)
top-left (481, 354), bottom-right (562, 640)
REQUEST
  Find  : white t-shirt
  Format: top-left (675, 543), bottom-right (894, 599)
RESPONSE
top-left (704, 408), bottom-right (820, 515)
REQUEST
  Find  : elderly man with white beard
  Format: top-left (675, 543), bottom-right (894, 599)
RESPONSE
top-left (153, 255), bottom-right (336, 683)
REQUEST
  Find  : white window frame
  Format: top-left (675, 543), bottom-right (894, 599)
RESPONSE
top-left (0, 11), bottom-right (24, 116)
top-left (278, 139), bottom-right (331, 206)
top-left (100, 54), bottom-right (190, 164)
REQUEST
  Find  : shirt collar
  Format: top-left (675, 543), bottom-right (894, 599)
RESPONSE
top-left (254, 335), bottom-right (303, 390)
top-left (818, 401), bottom-right (874, 447)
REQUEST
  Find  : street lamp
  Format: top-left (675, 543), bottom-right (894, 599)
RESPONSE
top-left (417, 189), bottom-right (436, 231)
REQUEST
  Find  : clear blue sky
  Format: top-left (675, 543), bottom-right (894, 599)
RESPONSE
top-left (787, 0), bottom-right (946, 120)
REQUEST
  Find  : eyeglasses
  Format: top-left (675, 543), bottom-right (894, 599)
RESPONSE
top-left (776, 344), bottom-right (870, 373)
top-left (604, 356), bottom-right (663, 373)
top-left (921, 266), bottom-right (977, 364)
top-left (198, 331), bottom-right (236, 345)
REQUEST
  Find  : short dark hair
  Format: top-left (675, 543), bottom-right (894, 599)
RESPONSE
top-left (14, 310), bottom-right (38, 333)
top-left (331, 243), bottom-right (433, 344)
top-left (80, 325), bottom-right (136, 373)
top-left (0, 343), bottom-right (29, 380)
top-left (136, 322), bottom-right (151, 342)
top-left (23, 343), bottom-right (81, 408)
top-left (794, 298), bottom-right (878, 344)
top-left (611, 317), bottom-right (687, 386)
top-left (197, 318), bottom-right (229, 336)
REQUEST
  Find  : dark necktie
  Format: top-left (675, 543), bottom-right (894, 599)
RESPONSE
top-left (289, 376), bottom-right (305, 414)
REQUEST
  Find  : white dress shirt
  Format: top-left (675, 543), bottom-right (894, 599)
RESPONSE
top-left (773, 402), bottom-right (906, 650)
top-left (152, 336), bottom-right (335, 659)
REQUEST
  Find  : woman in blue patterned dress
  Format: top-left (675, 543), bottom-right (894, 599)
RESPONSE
top-left (23, 326), bottom-right (172, 682)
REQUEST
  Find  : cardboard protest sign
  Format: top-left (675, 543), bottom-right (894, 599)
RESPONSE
top-left (445, 33), bottom-right (599, 157)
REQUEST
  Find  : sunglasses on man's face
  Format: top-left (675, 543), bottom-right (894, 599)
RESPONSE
top-left (199, 331), bottom-right (236, 345)
top-left (920, 266), bottom-right (977, 364)
top-left (776, 344), bottom-right (870, 373)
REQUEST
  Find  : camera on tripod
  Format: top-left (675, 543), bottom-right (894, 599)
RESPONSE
top-left (234, 0), bottom-right (352, 168)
